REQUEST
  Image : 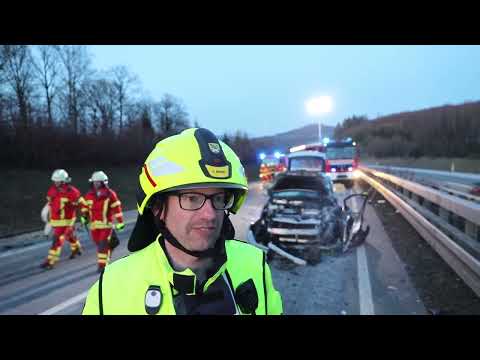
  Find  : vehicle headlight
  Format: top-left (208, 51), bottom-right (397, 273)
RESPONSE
top-left (348, 167), bottom-right (353, 172)
top-left (331, 168), bottom-right (337, 173)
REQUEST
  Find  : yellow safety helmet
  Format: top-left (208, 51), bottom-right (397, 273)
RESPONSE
top-left (136, 127), bottom-right (248, 215)
top-left (129, 128), bottom-right (248, 252)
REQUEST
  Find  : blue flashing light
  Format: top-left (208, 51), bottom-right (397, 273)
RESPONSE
top-left (259, 153), bottom-right (266, 160)
top-left (274, 151), bottom-right (281, 159)
top-left (323, 137), bottom-right (330, 144)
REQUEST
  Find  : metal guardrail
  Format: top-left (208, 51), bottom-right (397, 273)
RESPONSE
top-left (365, 164), bottom-right (480, 204)
top-left (362, 167), bottom-right (480, 228)
top-left (359, 167), bottom-right (480, 297)
top-left (365, 164), bottom-right (480, 181)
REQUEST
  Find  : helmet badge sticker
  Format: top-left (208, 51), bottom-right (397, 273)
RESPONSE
top-left (145, 285), bottom-right (162, 315)
top-left (208, 143), bottom-right (221, 154)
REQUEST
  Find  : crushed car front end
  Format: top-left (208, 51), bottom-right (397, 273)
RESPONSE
top-left (253, 171), bottom-right (345, 249)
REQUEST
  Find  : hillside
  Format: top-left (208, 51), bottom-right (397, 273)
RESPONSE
top-left (336, 100), bottom-right (480, 158)
top-left (251, 123), bottom-right (335, 154)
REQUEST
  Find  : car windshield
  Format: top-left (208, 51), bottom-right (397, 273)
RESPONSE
top-left (326, 146), bottom-right (356, 160)
top-left (289, 157), bottom-right (324, 171)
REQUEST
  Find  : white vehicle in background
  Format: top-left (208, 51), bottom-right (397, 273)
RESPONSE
top-left (287, 150), bottom-right (326, 173)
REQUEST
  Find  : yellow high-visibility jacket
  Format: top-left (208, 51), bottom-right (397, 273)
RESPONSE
top-left (83, 236), bottom-right (283, 315)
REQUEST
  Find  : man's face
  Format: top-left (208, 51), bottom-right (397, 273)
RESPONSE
top-left (161, 187), bottom-right (226, 252)
top-left (93, 181), bottom-right (103, 189)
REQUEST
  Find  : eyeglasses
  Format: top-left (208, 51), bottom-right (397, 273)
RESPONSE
top-left (172, 191), bottom-right (235, 211)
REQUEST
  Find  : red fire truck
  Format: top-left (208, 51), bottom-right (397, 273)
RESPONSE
top-left (324, 139), bottom-right (359, 189)
top-left (289, 139), bottom-right (359, 189)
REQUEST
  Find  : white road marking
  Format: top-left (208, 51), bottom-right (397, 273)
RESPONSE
top-left (348, 187), bottom-right (374, 315)
top-left (0, 241), bottom-right (50, 259)
top-left (357, 245), bottom-right (374, 315)
top-left (0, 265), bottom-right (94, 309)
top-left (38, 290), bottom-right (89, 315)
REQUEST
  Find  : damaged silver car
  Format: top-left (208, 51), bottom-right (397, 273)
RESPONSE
top-left (248, 169), bottom-right (370, 265)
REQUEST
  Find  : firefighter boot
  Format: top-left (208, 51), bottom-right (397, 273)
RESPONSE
top-left (40, 260), bottom-right (53, 270)
top-left (69, 248), bottom-right (81, 259)
top-left (69, 242), bottom-right (83, 259)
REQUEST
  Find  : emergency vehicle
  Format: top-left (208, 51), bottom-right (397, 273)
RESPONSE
top-left (289, 139), bottom-right (359, 189)
top-left (258, 153), bottom-right (287, 183)
top-left (324, 139), bottom-right (359, 188)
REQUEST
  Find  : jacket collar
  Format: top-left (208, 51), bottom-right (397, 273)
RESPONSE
top-left (152, 234), bottom-right (228, 296)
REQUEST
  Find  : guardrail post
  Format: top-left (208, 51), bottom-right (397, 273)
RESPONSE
top-left (451, 213), bottom-right (465, 232)
top-left (412, 193), bottom-right (419, 204)
top-left (439, 207), bottom-right (451, 224)
top-left (422, 199), bottom-right (430, 211)
top-left (466, 221), bottom-right (479, 242)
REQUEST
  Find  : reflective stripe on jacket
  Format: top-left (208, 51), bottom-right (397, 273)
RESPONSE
top-left (80, 188), bottom-right (124, 230)
top-left (46, 184), bottom-right (81, 225)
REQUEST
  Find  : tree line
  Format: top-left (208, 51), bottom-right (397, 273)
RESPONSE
top-left (0, 45), bottom-right (255, 170)
top-left (334, 102), bottom-right (480, 158)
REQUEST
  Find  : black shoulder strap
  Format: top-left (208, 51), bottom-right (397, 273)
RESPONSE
top-left (262, 252), bottom-right (268, 315)
top-left (99, 269), bottom-right (105, 315)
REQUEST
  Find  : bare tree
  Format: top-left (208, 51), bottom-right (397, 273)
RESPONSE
top-left (57, 45), bottom-right (92, 134)
top-left (0, 45), bottom-right (35, 130)
top-left (154, 93), bottom-right (190, 136)
top-left (0, 49), bottom-right (6, 84)
top-left (85, 76), bottom-right (117, 136)
top-left (0, 50), bottom-right (6, 127)
top-left (32, 45), bottom-right (61, 127)
top-left (109, 65), bottom-right (139, 135)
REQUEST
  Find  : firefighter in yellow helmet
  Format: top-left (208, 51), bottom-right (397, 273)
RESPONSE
top-left (83, 128), bottom-right (283, 315)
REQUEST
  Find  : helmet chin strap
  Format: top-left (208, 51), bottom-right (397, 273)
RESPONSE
top-left (154, 215), bottom-right (229, 259)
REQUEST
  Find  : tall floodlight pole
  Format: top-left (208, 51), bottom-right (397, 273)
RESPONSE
top-left (305, 96), bottom-right (333, 143)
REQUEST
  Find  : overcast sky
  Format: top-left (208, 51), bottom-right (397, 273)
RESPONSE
top-left (90, 45), bottom-right (480, 138)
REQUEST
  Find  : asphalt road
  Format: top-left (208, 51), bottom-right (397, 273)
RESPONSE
top-left (0, 181), bottom-right (427, 315)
